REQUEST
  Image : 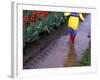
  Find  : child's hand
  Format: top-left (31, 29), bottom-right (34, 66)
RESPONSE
top-left (64, 12), bottom-right (71, 16)
top-left (79, 13), bottom-right (85, 21)
top-left (82, 18), bottom-right (85, 21)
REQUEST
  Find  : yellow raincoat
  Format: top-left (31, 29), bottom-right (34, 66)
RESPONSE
top-left (64, 12), bottom-right (85, 30)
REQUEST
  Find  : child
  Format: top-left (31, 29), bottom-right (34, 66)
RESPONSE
top-left (64, 12), bottom-right (85, 45)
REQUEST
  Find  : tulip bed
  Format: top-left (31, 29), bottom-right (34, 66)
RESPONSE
top-left (23, 10), bottom-right (66, 47)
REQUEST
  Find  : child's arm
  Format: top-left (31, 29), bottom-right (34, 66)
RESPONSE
top-left (79, 13), bottom-right (85, 21)
top-left (64, 12), bottom-right (71, 16)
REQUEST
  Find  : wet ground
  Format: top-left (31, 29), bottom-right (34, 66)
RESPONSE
top-left (23, 14), bottom-right (91, 69)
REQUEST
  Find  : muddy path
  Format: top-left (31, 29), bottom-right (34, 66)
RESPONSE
top-left (23, 14), bottom-right (91, 69)
top-left (23, 24), bottom-right (68, 68)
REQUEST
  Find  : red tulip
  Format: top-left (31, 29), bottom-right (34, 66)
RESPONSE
top-left (30, 15), bottom-right (35, 22)
top-left (23, 16), bottom-right (28, 22)
top-left (42, 11), bottom-right (48, 18)
top-left (34, 18), bottom-right (38, 22)
top-left (36, 11), bottom-right (41, 17)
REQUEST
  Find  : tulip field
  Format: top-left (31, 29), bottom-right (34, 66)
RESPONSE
top-left (23, 10), bottom-right (66, 47)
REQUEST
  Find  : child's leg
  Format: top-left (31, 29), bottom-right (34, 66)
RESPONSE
top-left (72, 30), bottom-right (77, 44)
top-left (69, 28), bottom-right (73, 44)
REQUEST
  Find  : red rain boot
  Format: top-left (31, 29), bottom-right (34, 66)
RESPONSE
top-left (69, 34), bottom-right (73, 45)
top-left (72, 35), bottom-right (75, 44)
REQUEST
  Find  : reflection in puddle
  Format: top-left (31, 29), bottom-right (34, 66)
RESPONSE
top-left (64, 45), bottom-right (79, 67)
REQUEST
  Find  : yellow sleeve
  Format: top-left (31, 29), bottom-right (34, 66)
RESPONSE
top-left (64, 12), bottom-right (71, 16)
top-left (79, 13), bottom-right (85, 21)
